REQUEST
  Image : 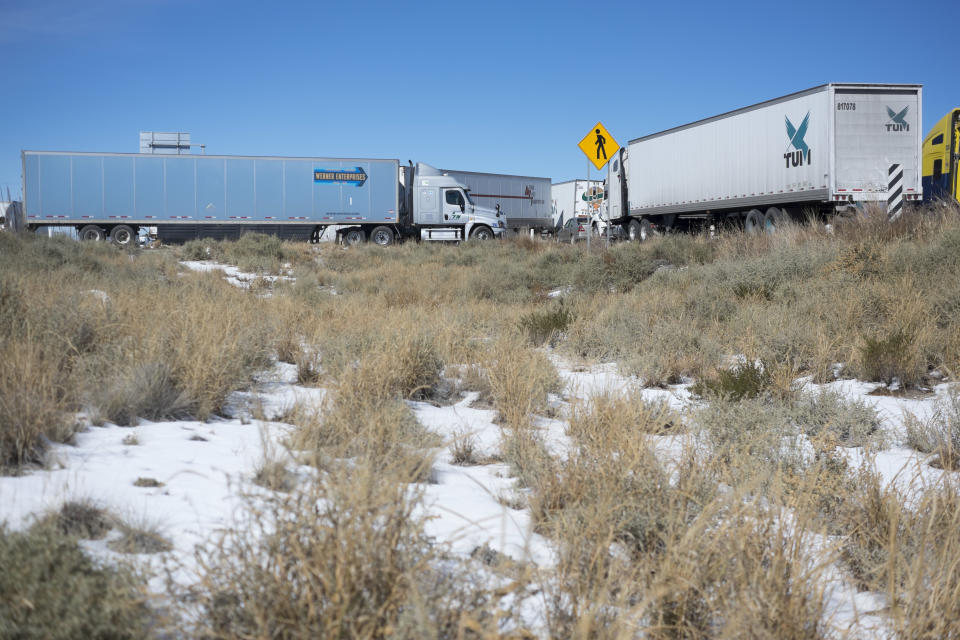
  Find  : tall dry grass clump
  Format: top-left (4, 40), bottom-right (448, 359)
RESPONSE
top-left (191, 461), bottom-right (512, 639)
top-left (0, 338), bottom-right (75, 470)
top-left (0, 232), bottom-right (280, 470)
top-left (289, 331), bottom-right (443, 480)
top-left (637, 496), bottom-right (832, 640)
top-left (903, 385), bottom-right (960, 469)
top-left (893, 480), bottom-right (960, 639)
top-left (485, 334), bottom-right (560, 429)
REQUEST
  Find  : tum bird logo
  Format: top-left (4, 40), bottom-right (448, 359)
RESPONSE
top-left (886, 106), bottom-right (910, 132)
top-left (784, 111), bottom-right (812, 168)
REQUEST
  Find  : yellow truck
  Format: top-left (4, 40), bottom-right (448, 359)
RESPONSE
top-left (922, 108), bottom-right (960, 202)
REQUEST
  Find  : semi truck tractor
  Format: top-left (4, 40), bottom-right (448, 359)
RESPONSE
top-left (21, 151), bottom-right (505, 245)
top-left (442, 169), bottom-right (554, 235)
top-left (922, 108), bottom-right (960, 203)
top-left (607, 83), bottom-right (924, 240)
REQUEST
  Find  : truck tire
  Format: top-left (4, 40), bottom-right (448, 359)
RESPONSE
top-left (763, 207), bottom-right (786, 233)
top-left (369, 226), bottom-right (395, 246)
top-left (743, 209), bottom-right (763, 234)
top-left (629, 218), bottom-right (655, 242)
top-left (79, 225), bottom-right (106, 242)
top-left (470, 225), bottom-right (494, 241)
top-left (110, 224), bottom-right (135, 246)
top-left (639, 219), bottom-right (656, 241)
top-left (342, 227), bottom-right (366, 246)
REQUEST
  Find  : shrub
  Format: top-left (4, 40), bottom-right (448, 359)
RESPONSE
top-left (191, 461), bottom-right (510, 639)
top-left (0, 523), bottom-right (153, 639)
top-left (692, 360), bottom-right (771, 401)
top-left (858, 328), bottom-right (918, 385)
top-left (790, 389), bottom-right (884, 448)
top-left (107, 517), bottom-right (173, 555)
top-left (45, 500), bottom-right (113, 540)
top-left (518, 301), bottom-right (574, 346)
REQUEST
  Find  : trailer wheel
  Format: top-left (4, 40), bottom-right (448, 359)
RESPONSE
top-left (370, 226), bottom-right (395, 246)
top-left (79, 225), bottom-right (106, 242)
top-left (763, 207), bottom-right (787, 233)
top-left (628, 219), bottom-right (655, 242)
top-left (743, 209), bottom-right (763, 234)
top-left (470, 225), bottom-right (494, 241)
top-left (110, 224), bottom-right (135, 246)
top-left (342, 227), bottom-right (366, 246)
top-left (639, 219), bottom-right (657, 241)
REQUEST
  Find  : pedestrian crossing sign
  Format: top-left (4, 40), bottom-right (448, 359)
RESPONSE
top-left (578, 121), bottom-right (619, 170)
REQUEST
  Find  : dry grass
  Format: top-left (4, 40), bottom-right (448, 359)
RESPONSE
top-left (5, 205), bottom-right (960, 636)
top-left (191, 460), bottom-right (516, 639)
top-left (903, 386), bottom-right (960, 469)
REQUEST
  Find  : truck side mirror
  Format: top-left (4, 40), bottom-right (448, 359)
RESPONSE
top-left (460, 203), bottom-right (465, 212)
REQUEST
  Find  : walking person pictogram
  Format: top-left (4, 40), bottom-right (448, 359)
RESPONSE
top-left (595, 129), bottom-right (607, 160)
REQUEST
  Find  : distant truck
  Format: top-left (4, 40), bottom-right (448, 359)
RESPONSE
top-left (21, 152), bottom-right (505, 245)
top-left (551, 179), bottom-right (607, 234)
top-left (607, 83), bottom-right (924, 240)
top-left (442, 169), bottom-right (553, 235)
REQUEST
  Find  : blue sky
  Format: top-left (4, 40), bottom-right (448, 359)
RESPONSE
top-left (1, 0), bottom-right (956, 198)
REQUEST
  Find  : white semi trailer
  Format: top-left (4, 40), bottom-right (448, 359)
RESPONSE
top-left (607, 83), bottom-right (924, 240)
top-left (551, 179), bottom-right (606, 233)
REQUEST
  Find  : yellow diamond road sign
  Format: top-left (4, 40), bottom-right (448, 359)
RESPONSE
top-left (578, 121), bottom-right (619, 171)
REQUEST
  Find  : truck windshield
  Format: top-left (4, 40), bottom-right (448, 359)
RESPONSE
top-left (463, 190), bottom-right (474, 205)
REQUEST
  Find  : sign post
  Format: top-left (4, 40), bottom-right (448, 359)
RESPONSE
top-left (577, 122), bottom-right (620, 249)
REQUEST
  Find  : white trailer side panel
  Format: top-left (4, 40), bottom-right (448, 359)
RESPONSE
top-left (551, 181), bottom-right (575, 226)
top-left (626, 87), bottom-right (831, 215)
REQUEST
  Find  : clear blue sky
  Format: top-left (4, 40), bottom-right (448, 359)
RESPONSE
top-left (1, 0), bottom-right (956, 199)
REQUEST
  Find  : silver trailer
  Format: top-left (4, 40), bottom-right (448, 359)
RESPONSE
top-left (21, 152), bottom-right (505, 245)
top-left (443, 169), bottom-right (553, 234)
top-left (608, 83), bottom-right (923, 240)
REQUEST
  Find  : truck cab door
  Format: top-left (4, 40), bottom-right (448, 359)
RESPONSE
top-left (954, 116), bottom-right (960, 201)
top-left (442, 188), bottom-right (466, 224)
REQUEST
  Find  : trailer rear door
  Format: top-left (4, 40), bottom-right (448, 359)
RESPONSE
top-left (833, 87), bottom-right (921, 198)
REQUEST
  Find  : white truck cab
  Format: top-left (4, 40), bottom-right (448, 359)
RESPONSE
top-left (411, 164), bottom-right (505, 241)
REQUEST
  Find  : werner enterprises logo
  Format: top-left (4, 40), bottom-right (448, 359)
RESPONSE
top-left (886, 105), bottom-right (910, 132)
top-left (783, 111), bottom-right (811, 168)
